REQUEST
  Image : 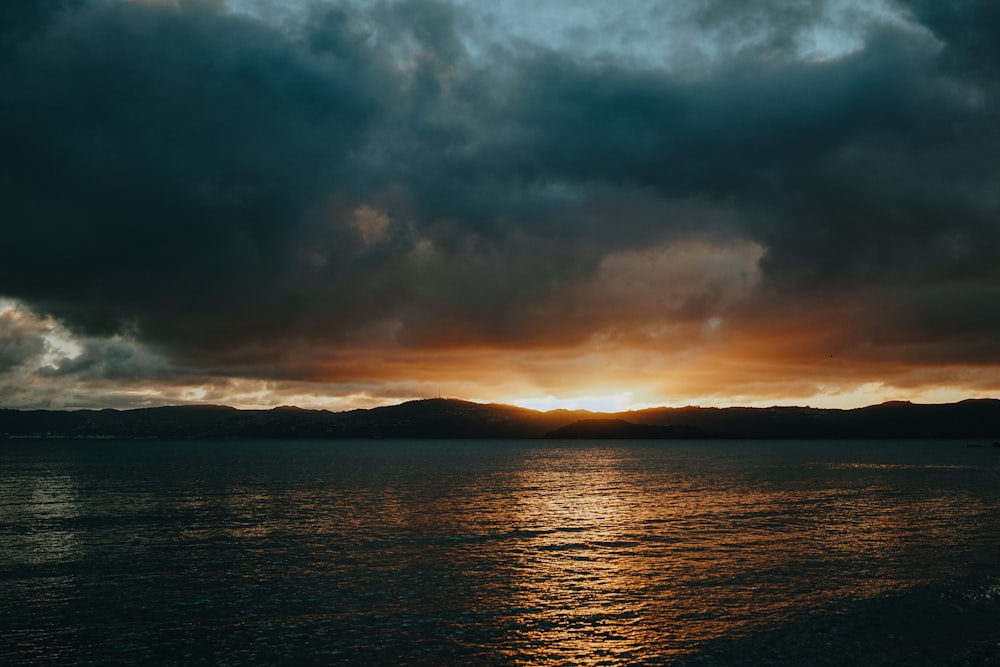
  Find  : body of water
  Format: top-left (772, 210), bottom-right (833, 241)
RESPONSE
top-left (2, 439), bottom-right (999, 665)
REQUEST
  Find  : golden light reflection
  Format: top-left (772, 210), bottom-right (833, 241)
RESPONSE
top-left (23, 442), bottom-right (979, 666)
top-left (497, 447), bottom-right (665, 664)
top-left (5, 441), bottom-right (993, 665)
top-left (475, 446), bottom-right (981, 664)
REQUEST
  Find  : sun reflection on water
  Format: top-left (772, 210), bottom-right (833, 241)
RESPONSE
top-left (457, 444), bottom-right (998, 664)
top-left (500, 448), bottom-right (658, 664)
top-left (2, 441), bottom-right (998, 666)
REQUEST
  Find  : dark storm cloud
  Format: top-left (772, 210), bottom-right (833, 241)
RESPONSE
top-left (1, 0), bottom-right (998, 380)
top-left (37, 336), bottom-right (173, 380)
top-left (0, 307), bottom-right (47, 373)
top-left (0, 0), bottom-right (83, 57)
top-left (1, 0), bottom-right (383, 342)
top-left (904, 0), bottom-right (1000, 80)
top-left (509, 27), bottom-right (996, 285)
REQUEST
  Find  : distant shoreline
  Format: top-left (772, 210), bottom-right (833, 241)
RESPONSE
top-left (3, 398), bottom-right (1000, 441)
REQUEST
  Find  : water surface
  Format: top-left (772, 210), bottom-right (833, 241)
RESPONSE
top-left (2, 439), bottom-right (998, 665)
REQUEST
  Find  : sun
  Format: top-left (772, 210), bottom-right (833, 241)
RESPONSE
top-left (506, 392), bottom-right (657, 414)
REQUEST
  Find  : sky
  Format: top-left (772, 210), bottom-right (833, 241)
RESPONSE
top-left (1, 0), bottom-right (999, 412)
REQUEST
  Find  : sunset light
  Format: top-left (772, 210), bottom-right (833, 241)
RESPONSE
top-left (3, 2), bottom-right (1000, 666)
top-left (0, 0), bottom-right (998, 413)
top-left (506, 393), bottom-right (660, 414)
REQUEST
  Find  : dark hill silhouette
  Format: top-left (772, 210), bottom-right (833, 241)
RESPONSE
top-left (545, 419), bottom-right (722, 439)
top-left (1, 397), bottom-right (999, 440)
top-left (623, 398), bottom-right (1000, 439)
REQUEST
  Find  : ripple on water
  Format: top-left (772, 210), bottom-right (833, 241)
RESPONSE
top-left (1, 439), bottom-right (998, 665)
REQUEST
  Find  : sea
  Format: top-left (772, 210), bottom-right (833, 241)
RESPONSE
top-left (1, 439), bottom-right (998, 666)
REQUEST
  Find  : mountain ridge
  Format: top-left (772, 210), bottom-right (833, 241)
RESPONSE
top-left (2, 397), bottom-right (1000, 440)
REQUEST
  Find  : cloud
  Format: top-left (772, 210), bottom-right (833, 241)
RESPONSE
top-left (0, 302), bottom-right (49, 373)
top-left (1, 0), bottom-right (999, 408)
top-left (0, 299), bottom-right (180, 408)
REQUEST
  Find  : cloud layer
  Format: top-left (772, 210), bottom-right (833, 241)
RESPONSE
top-left (2, 0), bottom-right (999, 409)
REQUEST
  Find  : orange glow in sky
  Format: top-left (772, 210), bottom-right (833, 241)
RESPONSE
top-left (1, 2), bottom-right (999, 412)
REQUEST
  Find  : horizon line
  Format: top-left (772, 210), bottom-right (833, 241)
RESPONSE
top-left (4, 396), bottom-right (999, 415)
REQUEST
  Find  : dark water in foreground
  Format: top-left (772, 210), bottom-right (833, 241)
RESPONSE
top-left (2, 439), bottom-right (999, 666)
